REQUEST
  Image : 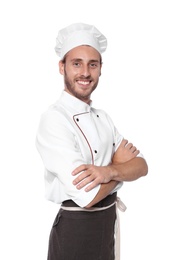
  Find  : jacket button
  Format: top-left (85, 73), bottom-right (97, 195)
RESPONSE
top-left (113, 143), bottom-right (115, 146)
top-left (76, 118), bottom-right (79, 122)
top-left (94, 150), bottom-right (97, 153)
top-left (97, 115), bottom-right (99, 117)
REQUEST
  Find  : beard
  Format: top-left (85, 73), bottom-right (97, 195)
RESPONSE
top-left (64, 68), bottom-right (99, 102)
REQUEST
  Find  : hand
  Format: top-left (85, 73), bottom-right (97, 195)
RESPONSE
top-left (72, 139), bottom-right (139, 192)
top-left (112, 139), bottom-right (139, 164)
top-left (72, 164), bottom-right (112, 192)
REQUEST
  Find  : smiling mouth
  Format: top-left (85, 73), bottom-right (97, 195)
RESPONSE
top-left (77, 80), bottom-right (91, 85)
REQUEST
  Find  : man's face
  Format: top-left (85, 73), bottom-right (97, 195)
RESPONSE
top-left (59, 45), bottom-right (102, 104)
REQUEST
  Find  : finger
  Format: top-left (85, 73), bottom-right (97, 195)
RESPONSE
top-left (125, 142), bottom-right (133, 149)
top-left (76, 176), bottom-right (94, 189)
top-left (133, 149), bottom-right (140, 155)
top-left (131, 146), bottom-right (137, 153)
top-left (72, 164), bottom-right (89, 175)
top-left (85, 180), bottom-right (100, 192)
top-left (121, 139), bottom-right (128, 147)
top-left (72, 171), bottom-right (90, 185)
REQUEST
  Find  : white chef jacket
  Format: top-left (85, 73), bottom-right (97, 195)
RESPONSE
top-left (36, 91), bottom-right (124, 207)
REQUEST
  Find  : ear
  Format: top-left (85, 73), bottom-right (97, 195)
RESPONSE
top-left (59, 60), bottom-right (64, 75)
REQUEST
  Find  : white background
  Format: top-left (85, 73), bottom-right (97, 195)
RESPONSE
top-left (0, 0), bottom-right (173, 259)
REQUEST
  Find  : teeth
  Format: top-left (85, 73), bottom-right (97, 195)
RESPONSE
top-left (78, 81), bottom-right (90, 85)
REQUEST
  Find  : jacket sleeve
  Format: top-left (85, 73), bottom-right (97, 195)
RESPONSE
top-left (35, 110), bottom-right (100, 207)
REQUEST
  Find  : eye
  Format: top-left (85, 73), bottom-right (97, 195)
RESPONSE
top-left (90, 63), bottom-right (98, 68)
top-left (73, 62), bottom-right (81, 67)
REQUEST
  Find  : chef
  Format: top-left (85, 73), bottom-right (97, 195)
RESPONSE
top-left (36, 22), bottom-right (148, 260)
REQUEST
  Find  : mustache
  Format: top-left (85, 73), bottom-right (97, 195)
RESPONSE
top-left (76, 76), bottom-right (92, 80)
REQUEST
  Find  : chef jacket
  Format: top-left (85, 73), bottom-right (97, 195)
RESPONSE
top-left (36, 91), bottom-right (125, 207)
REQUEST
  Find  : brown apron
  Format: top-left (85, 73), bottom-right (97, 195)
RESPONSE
top-left (47, 193), bottom-right (118, 260)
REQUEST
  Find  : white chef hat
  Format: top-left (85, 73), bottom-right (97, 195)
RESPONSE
top-left (55, 23), bottom-right (107, 58)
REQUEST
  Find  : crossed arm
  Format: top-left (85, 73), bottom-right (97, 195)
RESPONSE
top-left (72, 139), bottom-right (148, 208)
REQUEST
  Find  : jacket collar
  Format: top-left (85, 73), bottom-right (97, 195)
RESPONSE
top-left (59, 90), bottom-right (92, 113)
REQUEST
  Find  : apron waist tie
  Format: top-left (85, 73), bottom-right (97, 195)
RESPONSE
top-left (60, 196), bottom-right (127, 260)
top-left (115, 197), bottom-right (127, 260)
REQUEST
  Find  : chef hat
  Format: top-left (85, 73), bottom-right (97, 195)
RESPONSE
top-left (55, 23), bottom-right (107, 58)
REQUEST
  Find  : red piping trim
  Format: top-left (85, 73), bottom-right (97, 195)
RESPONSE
top-left (73, 112), bottom-right (94, 165)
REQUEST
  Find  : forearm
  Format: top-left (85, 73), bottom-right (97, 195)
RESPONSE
top-left (72, 140), bottom-right (148, 208)
top-left (109, 157), bottom-right (148, 182)
top-left (85, 180), bottom-right (119, 208)
top-left (72, 157), bottom-right (148, 194)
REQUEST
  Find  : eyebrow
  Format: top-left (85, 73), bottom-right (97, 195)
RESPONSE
top-left (70, 58), bottom-right (100, 63)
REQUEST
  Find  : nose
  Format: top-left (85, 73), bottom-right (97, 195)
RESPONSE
top-left (80, 64), bottom-right (90, 77)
